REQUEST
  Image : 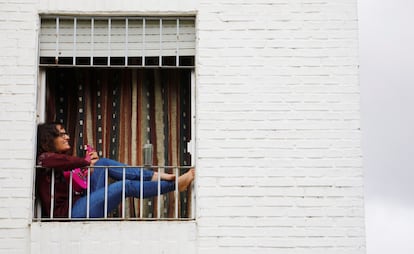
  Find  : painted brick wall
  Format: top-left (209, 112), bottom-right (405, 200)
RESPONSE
top-left (196, 0), bottom-right (364, 253)
top-left (0, 0), bottom-right (38, 253)
top-left (0, 0), bottom-right (364, 253)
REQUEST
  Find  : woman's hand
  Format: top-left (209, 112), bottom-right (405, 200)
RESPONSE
top-left (89, 151), bottom-right (99, 167)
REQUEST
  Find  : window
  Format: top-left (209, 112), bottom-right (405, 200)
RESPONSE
top-left (35, 15), bottom-right (196, 220)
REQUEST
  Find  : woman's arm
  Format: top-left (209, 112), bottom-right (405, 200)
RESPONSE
top-left (37, 152), bottom-right (90, 171)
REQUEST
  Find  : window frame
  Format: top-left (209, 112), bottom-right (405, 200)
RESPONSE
top-left (34, 14), bottom-right (197, 221)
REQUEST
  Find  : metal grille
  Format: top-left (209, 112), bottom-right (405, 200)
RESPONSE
top-left (34, 166), bottom-right (194, 221)
top-left (39, 16), bottom-right (195, 67)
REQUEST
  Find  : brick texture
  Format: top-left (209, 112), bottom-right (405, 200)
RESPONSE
top-left (0, 0), bottom-right (364, 253)
top-left (196, 0), bottom-right (364, 253)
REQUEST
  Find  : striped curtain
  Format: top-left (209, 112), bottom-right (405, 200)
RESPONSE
top-left (45, 68), bottom-right (192, 218)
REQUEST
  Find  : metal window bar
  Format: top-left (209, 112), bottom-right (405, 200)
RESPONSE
top-left (55, 17), bottom-right (59, 64)
top-left (140, 167), bottom-right (143, 219)
top-left (159, 18), bottom-right (162, 67)
top-left (125, 18), bottom-right (128, 67)
top-left (50, 169), bottom-right (55, 219)
top-left (104, 167), bottom-right (109, 218)
top-left (175, 167), bottom-right (179, 219)
top-left (122, 167), bottom-right (126, 219)
top-left (35, 165), bottom-right (193, 221)
top-left (90, 18), bottom-right (94, 66)
top-left (68, 171), bottom-right (73, 218)
top-left (73, 18), bottom-right (77, 65)
top-left (157, 167), bottom-right (161, 219)
top-left (86, 167), bottom-right (91, 218)
top-left (176, 18), bottom-right (180, 67)
top-left (107, 18), bottom-right (111, 66)
top-left (142, 18), bottom-right (145, 67)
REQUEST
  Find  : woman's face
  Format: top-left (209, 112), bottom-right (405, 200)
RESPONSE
top-left (53, 124), bottom-right (71, 153)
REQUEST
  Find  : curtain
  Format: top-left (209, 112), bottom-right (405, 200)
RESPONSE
top-left (45, 68), bottom-right (192, 218)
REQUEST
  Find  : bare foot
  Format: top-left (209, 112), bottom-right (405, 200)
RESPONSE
top-left (161, 172), bottom-right (176, 181)
top-left (178, 168), bottom-right (195, 192)
top-left (151, 172), bottom-right (176, 181)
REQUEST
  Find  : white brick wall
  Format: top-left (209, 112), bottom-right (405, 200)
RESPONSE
top-left (0, 0), bottom-right (38, 253)
top-left (0, 0), bottom-right (364, 253)
top-left (30, 222), bottom-right (197, 254)
top-left (196, 0), bottom-right (363, 253)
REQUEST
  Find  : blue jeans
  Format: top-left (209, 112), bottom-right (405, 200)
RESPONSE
top-left (71, 158), bottom-right (175, 218)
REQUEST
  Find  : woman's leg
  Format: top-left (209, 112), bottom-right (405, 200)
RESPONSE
top-left (90, 158), bottom-right (153, 191)
top-left (72, 169), bottom-right (195, 218)
top-left (72, 179), bottom-right (175, 218)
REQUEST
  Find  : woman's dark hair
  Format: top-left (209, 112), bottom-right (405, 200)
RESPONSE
top-left (36, 122), bottom-right (63, 157)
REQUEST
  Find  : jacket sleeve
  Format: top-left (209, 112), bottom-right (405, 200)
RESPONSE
top-left (37, 152), bottom-right (90, 171)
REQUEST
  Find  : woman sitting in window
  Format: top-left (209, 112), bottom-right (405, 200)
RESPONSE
top-left (36, 122), bottom-right (195, 218)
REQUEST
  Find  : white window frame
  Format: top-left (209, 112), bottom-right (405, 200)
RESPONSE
top-left (34, 14), bottom-right (197, 221)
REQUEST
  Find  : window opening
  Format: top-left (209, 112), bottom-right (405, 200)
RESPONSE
top-left (35, 15), bottom-right (196, 220)
top-left (35, 68), bottom-right (194, 220)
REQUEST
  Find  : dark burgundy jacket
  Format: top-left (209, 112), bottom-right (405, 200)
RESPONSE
top-left (36, 152), bottom-right (90, 218)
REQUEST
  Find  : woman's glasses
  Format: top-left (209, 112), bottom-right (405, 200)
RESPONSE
top-left (58, 132), bottom-right (70, 138)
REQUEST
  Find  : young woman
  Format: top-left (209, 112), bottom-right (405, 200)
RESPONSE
top-left (36, 122), bottom-right (195, 218)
